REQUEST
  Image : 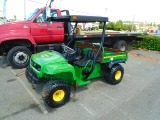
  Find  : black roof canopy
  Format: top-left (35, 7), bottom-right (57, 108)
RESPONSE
top-left (47, 15), bottom-right (108, 22)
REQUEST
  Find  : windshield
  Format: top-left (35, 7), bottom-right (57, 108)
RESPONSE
top-left (26, 9), bottom-right (40, 21)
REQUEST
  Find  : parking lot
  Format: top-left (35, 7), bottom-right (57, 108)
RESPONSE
top-left (0, 49), bottom-right (160, 120)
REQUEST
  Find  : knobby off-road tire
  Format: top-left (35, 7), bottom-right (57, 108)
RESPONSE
top-left (25, 66), bottom-right (32, 83)
top-left (42, 80), bottom-right (71, 108)
top-left (7, 46), bottom-right (32, 69)
top-left (104, 64), bottom-right (124, 85)
top-left (114, 40), bottom-right (127, 52)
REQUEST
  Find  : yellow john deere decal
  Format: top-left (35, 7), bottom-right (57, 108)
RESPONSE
top-left (104, 55), bottom-right (126, 59)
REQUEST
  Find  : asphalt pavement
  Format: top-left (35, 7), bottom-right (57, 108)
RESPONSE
top-left (0, 49), bottom-right (160, 120)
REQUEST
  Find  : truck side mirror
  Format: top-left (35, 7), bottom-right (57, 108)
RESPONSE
top-left (46, 17), bottom-right (53, 25)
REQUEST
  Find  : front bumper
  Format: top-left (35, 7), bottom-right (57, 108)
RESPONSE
top-left (25, 67), bottom-right (42, 84)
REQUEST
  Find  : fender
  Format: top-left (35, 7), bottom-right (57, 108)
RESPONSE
top-left (0, 31), bottom-right (37, 47)
top-left (108, 60), bottom-right (125, 68)
top-left (43, 63), bottom-right (76, 80)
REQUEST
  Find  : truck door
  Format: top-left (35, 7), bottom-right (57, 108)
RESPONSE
top-left (31, 9), bottom-right (64, 43)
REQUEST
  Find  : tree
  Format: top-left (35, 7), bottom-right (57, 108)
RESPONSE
top-left (157, 24), bottom-right (160, 30)
top-left (107, 22), bottom-right (115, 30)
top-left (150, 23), bottom-right (153, 26)
top-left (132, 24), bottom-right (136, 31)
top-left (122, 24), bottom-right (129, 31)
top-left (122, 24), bottom-right (136, 31)
top-left (114, 20), bottom-right (123, 31)
top-left (153, 23), bottom-right (156, 27)
top-left (99, 22), bottom-right (103, 29)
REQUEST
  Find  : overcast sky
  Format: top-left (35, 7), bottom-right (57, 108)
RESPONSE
top-left (0, 0), bottom-right (159, 23)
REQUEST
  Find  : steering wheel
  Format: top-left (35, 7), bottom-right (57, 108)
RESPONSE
top-left (62, 44), bottom-right (75, 55)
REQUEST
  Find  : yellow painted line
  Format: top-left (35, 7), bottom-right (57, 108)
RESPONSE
top-left (104, 55), bottom-right (126, 59)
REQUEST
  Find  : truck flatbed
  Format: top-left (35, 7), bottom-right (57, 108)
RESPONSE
top-left (74, 32), bottom-right (145, 39)
top-left (48, 15), bottom-right (144, 45)
top-left (48, 15), bottom-right (144, 37)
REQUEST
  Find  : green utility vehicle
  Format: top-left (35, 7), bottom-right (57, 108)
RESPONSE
top-left (25, 15), bottom-right (128, 108)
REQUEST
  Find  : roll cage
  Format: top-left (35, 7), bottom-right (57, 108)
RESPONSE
top-left (47, 15), bottom-right (109, 80)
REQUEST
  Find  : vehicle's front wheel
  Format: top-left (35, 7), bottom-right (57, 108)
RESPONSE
top-left (42, 80), bottom-right (71, 108)
top-left (25, 66), bottom-right (32, 83)
top-left (104, 64), bottom-right (124, 85)
top-left (7, 46), bottom-right (32, 69)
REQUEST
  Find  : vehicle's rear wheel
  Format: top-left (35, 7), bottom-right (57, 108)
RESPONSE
top-left (42, 80), bottom-right (71, 108)
top-left (7, 46), bottom-right (32, 69)
top-left (104, 64), bottom-right (124, 85)
top-left (114, 40), bottom-right (127, 51)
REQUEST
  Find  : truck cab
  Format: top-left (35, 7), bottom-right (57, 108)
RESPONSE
top-left (0, 7), bottom-right (64, 44)
top-left (27, 7), bottom-right (64, 43)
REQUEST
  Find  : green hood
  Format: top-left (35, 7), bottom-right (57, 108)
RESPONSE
top-left (31, 51), bottom-right (67, 66)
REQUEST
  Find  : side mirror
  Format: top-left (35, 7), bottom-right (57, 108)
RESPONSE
top-left (46, 16), bottom-right (52, 24)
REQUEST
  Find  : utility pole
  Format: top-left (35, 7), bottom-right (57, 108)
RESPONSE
top-left (104, 7), bottom-right (107, 17)
top-left (131, 14), bottom-right (135, 31)
top-left (0, 10), bottom-right (2, 17)
top-left (24, 0), bottom-right (26, 19)
top-left (3, 0), bottom-right (7, 18)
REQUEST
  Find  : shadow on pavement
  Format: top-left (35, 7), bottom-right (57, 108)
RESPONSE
top-left (0, 56), bottom-right (10, 69)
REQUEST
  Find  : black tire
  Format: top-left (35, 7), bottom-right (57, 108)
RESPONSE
top-left (42, 80), bottom-right (71, 108)
top-left (25, 66), bottom-right (32, 83)
top-left (7, 46), bottom-right (32, 69)
top-left (104, 64), bottom-right (124, 85)
top-left (114, 40), bottom-right (127, 51)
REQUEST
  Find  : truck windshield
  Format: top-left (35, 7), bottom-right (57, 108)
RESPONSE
top-left (26, 9), bottom-right (40, 21)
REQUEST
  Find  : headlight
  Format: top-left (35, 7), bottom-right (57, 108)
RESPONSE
top-left (34, 64), bottom-right (41, 71)
top-left (31, 60), bottom-right (41, 71)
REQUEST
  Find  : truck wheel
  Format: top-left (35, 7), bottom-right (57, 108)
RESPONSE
top-left (42, 80), bottom-right (71, 108)
top-left (104, 64), bottom-right (124, 85)
top-left (114, 40), bottom-right (127, 51)
top-left (7, 46), bottom-right (32, 69)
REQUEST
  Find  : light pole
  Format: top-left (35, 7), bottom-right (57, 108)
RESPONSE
top-left (24, 0), bottom-right (26, 19)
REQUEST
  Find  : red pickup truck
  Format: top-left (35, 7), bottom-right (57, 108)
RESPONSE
top-left (0, 7), bottom-right (145, 69)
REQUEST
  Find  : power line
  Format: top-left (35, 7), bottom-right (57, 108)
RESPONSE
top-left (25, 1), bottom-right (100, 16)
top-left (53, 5), bottom-right (100, 16)
top-left (27, 0), bottom-right (45, 4)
